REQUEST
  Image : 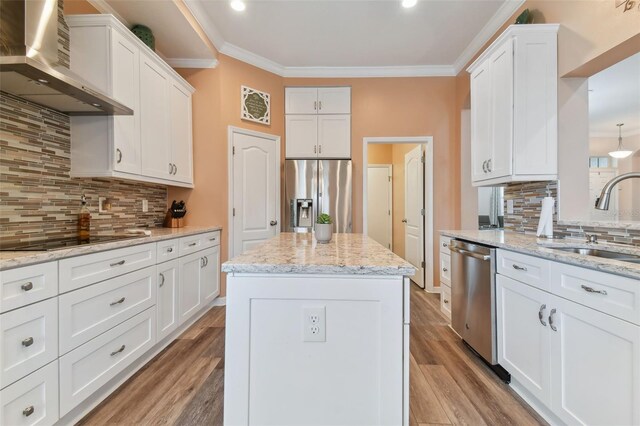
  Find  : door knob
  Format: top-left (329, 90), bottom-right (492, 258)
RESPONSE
top-left (270, 220), bottom-right (278, 226)
top-left (402, 219), bottom-right (408, 223)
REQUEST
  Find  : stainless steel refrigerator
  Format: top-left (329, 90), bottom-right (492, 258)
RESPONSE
top-left (284, 160), bottom-right (352, 233)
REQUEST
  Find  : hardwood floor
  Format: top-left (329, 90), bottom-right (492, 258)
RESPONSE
top-left (79, 285), bottom-right (545, 425)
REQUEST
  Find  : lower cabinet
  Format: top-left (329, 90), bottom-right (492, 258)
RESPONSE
top-left (0, 360), bottom-right (59, 426)
top-left (201, 246), bottom-right (220, 304)
top-left (157, 259), bottom-right (180, 341)
top-left (497, 274), bottom-right (640, 425)
top-left (178, 251), bottom-right (203, 324)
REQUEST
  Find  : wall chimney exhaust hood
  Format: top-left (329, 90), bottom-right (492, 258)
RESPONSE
top-left (0, 0), bottom-right (132, 116)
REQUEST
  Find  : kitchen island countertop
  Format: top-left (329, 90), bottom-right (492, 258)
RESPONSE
top-left (0, 226), bottom-right (222, 271)
top-left (222, 232), bottom-right (416, 276)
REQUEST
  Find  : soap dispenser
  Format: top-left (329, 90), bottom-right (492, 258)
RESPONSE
top-left (78, 194), bottom-right (90, 240)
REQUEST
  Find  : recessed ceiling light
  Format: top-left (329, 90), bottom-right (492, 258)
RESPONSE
top-left (37, 78), bottom-right (49, 84)
top-left (402, 0), bottom-right (417, 8)
top-left (91, 103), bottom-right (101, 108)
top-left (230, 0), bottom-right (246, 11)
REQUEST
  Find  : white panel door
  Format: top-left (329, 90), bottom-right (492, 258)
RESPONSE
top-left (232, 130), bottom-right (279, 257)
top-left (157, 259), bottom-right (179, 341)
top-left (200, 246), bottom-right (220, 303)
top-left (139, 56), bottom-right (171, 179)
top-left (169, 82), bottom-right (193, 184)
top-left (178, 252), bottom-right (202, 324)
top-left (317, 115), bottom-right (351, 159)
top-left (496, 275), bottom-right (551, 406)
top-left (550, 294), bottom-right (640, 426)
top-left (285, 115), bottom-right (317, 158)
top-left (110, 29), bottom-right (140, 175)
top-left (488, 39), bottom-right (513, 180)
top-left (317, 87), bottom-right (351, 114)
top-left (367, 165), bottom-right (392, 250)
top-left (285, 87), bottom-right (318, 114)
top-left (404, 145), bottom-right (424, 287)
top-left (470, 62), bottom-right (492, 182)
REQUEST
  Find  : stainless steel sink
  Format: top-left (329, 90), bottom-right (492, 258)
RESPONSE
top-left (549, 247), bottom-right (640, 263)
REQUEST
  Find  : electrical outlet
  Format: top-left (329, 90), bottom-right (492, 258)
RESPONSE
top-left (98, 197), bottom-right (106, 213)
top-left (506, 199), bottom-right (514, 214)
top-left (303, 306), bottom-right (326, 342)
top-left (142, 199), bottom-right (148, 213)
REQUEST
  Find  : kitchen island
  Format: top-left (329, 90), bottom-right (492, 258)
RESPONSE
top-left (222, 233), bottom-right (415, 426)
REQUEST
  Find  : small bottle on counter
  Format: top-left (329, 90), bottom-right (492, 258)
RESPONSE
top-left (78, 194), bottom-right (90, 240)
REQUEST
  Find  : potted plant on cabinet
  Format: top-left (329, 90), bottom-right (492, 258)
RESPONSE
top-left (315, 213), bottom-right (333, 243)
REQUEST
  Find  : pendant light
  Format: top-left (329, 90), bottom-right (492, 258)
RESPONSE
top-left (609, 123), bottom-right (632, 159)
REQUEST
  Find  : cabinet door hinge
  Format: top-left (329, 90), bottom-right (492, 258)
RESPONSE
top-left (233, 208), bottom-right (236, 216)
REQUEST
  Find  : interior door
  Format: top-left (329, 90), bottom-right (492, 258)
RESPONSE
top-left (404, 145), bottom-right (424, 287)
top-left (232, 129), bottom-right (279, 257)
top-left (367, 165), bottom-right (392, 249)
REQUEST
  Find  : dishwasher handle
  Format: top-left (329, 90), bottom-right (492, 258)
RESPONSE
top-left (449, 246), bottom-right (491, 261)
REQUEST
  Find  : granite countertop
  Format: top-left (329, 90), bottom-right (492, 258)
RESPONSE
top-left (222, 233), bottom-right (416, 276)
top-left (440, 229), bottom-right (640, 280)
top-left (0, 226), bottom-right (222, 271)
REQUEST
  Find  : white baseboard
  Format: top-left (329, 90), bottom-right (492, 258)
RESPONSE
top-left (212, 296), bottom-right (226, 306)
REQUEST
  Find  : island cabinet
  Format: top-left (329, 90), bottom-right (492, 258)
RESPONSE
top-left (222, 233), bottom-right (414, 426)
top-left (496, 250), bottom-right (640, 426)
top-left (467, 24), bottom-right (559, 186)
top-left (66, 14), bottom-right (195, 188)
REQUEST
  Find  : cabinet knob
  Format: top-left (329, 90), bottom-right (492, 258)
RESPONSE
top-left (116, 148), bottom-right (122, 164)
top-left (159, 273), bottom-right (165, 287)
top-left (270, 220), bottom-right (278, 226)
top-left (549, 308), bottom-right (557, 331)
top-left (482, 160), bottom-right (487, 173)
top-left (442, 243), bottom-right (448, 248)
top-left (314, 145), bottom-right (317, 154)
top-left (402, 219), bottom-right (408, 223)
top-left (318, 101), bottom-right (322, 110)
top-left (21, 282), bottom-right (33, 291)
top-left (314, 101), bottom-right (317, 111)
top-left (442, 267), bottom-right (448, 272)
top-left (167, 247), bottom-right (173, 253)
top-left (538, 304), bottom-right (547, 326)
top-left (22, 337), bottom-right (34, 347)
top-left (512, 264), bottom-right (527, 272)
top-left (319, 145), bottom-right (322, 154)
top-left (23, 406), bottom-right (35, 417)
top-left (443, 299), bottom-right (449, 304)
top-left (487, 159), bottom-right (492, 172)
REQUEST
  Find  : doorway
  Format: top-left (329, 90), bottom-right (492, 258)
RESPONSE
top-left (228, 126), bottom-right (281, 258)
top-left (363, 137), bottom-right (434, 291)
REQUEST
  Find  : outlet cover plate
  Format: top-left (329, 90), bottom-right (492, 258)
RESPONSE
top-left (303, 306), bottom-right (326, 342)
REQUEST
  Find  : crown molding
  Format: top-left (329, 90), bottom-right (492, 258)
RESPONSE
top-left (183, 0), bottom-right (226, 51)
top-left (452, 0), bottom-right (525, 74)
top-left (281, 65), bottom-right (456, 78)
top-left (219, 43), bottom-right (286, 76)
top-left (166, 58), bottom-right (219, 69)
top-left (86, 0), bottom-right (130, 26)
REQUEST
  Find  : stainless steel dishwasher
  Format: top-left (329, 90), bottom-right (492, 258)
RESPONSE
top-left (449, 239), bottom-right (509, 381)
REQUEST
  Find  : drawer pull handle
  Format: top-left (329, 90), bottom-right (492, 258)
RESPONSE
top-left (159, 273), bottom-right (165, 287)
top-left (210, 237), bottom-right (217, 241)
top-left (167, 247), bottom-right (173, 253)
top-left (581, 285), bottom-right (607, 295)
top-left (189, 242), bottom-right (197, 247)
top-left (538, 304), bottom-right (547, 326)
top-left (442, 243), bottom-right (448, 247)
top-left (204, 256), bottom-right (209, 266)
top-left (443, 299), bottom-right (449, 304)
top-left (23, 406), bottom-right (35, 417)
top-left (21, 282), bottom-right (33, 291)
top-left (442, 267), bottom-right (448, 272)
top-left (110, 297), bottom-right (126, 306)
top-left (512, 264), bottom-right (528, 272)
top-left (200, 257), bottom-right (205, 268)
top-left (549, 308), bottom-right (557, 331)
top-left (110, 260), bottom-right (126, 267)
top-left (22, 337), bottom-right (34, 347)
top-left (110, 345), bottom-right (126, 356)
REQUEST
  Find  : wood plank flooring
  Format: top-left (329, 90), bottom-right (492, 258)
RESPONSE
top-left (79, 285), bottom-right (546, 425)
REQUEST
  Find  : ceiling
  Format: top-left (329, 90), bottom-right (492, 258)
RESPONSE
top-left (588, 52), bottom-right (640, 137)
top-left (91, 0), bottom-right (525, 77)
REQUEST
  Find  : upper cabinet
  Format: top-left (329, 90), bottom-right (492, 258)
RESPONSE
top-left (285, 87), bottom-right (351, 159)
top-left (67, 15), bottom-right (195, 188)
top-left (468, 24), bottom-right (559, 186)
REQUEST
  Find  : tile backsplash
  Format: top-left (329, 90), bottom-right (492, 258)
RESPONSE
top-left (0, 91), bottom-right (167, 244)
top-left (504, 181), bottom-right (640, 246)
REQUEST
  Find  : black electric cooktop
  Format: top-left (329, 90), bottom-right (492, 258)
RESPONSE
top-left (0, 235), bottom-right (142, 251)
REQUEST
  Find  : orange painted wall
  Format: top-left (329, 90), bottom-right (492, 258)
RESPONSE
top-left (368, 144), bottom-right (392, 165)
top-left (64, 0), bottom-right (99, 14)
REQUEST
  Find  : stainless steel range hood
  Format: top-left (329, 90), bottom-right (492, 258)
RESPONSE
top-left (0, 0), bottom-right (132, 115)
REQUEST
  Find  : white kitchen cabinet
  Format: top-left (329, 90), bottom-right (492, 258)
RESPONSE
top-left (549, 295), bottom-right (640, 426)
top-left (67, 14), bottom-right (195, 188)
top-left (200, 246), bottom-right (220, 303)
top-left (178, 251), bottom-right (203, 324)
top-left (157, 260), bottom-right (179, 341)
top-left (496, 275), bottom-right (551, 406)
top-left (285, 87), bottom-right (351, 159)
top-left (468, 24), bottom-right (558, 186)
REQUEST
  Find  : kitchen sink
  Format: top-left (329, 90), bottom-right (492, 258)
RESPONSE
top-left (549, 247), bottom-right (640, 264)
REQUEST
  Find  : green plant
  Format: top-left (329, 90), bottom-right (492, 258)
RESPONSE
top-left (316, 213), bottom-right (332, 224)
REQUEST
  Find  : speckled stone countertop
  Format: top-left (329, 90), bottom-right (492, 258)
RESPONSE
top-left (222, 233), bottom-right (416, 276)
top-left (440, 230), bottom-right (640, 280)
top-left (0, 226), bottom-right (222, 271)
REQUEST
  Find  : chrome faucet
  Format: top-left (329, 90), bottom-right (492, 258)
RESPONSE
top-left (595, 172), bottom-right (640, 210)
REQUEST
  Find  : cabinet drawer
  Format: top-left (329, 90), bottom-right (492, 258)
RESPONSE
top-left (1, 299), bottom-right (58, 388)
top-left (1, 262), bottom-right (57, 313)
top-left (0, 361), bottom-right (59, 426)
top-left (201, 231), bottom-right (221, 249)
top-left (59, 243), bottom-right (156, 293)
top-left (497, 250), bottom-right (550, 291)
top-left (59, 266), bottom-right (157, 354)
top-left (550, 262), bottom-right (640, 325)
top-left (440, 253), bottom-right (451, 286)
top-left (59, 307), bottom-right (156, 416)
top-left (179, 234), bottom-right (204, 256)
top-left (156, 239), bottom-right (179, 263)
top-left (439, 236), bottom-right (452, 254)
top-left (441, 285), bottom-right (452, 319)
